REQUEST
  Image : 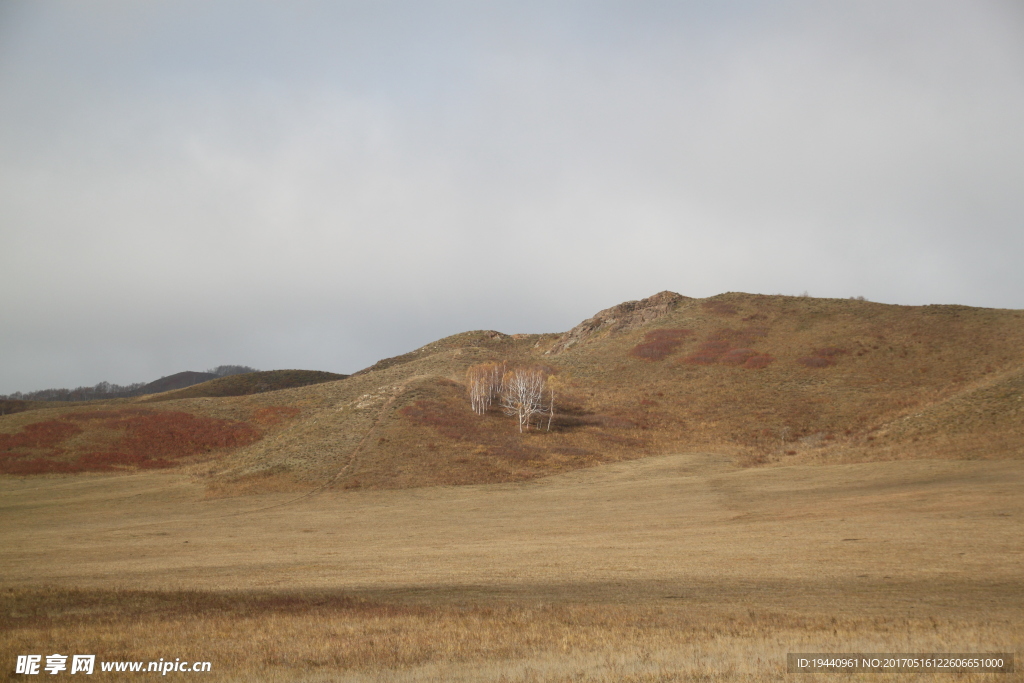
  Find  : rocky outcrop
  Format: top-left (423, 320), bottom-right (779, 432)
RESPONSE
top-left (545, 291), bottom-right (689, 355)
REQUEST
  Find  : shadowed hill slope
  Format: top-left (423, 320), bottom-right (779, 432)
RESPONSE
top-left (2, 292), bottom-right (1022, 491)
top-left (141, 370), bottom-right (348, 402)
top-left (0, 399), bottom-right (62, 417)
top-left (140, 371), bottom-right (219, 394)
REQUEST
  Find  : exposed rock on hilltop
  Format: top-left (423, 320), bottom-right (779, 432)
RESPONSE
top-left (546, 291), bottom-right (690, 355)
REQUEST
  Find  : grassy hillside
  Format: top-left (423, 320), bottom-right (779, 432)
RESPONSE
top-left (204, 291), bottom-right (1023, 494)
top-left (0, 371), bottom-right (345, 475)
top-left (2, 292), bottom-right (1022, 491)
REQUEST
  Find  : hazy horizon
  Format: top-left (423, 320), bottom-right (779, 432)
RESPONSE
top-left (3, 1), bottom-right (1023, 395)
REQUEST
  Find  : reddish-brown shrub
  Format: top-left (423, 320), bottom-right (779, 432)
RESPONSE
top-left (0, 420), bottom-right (82, 453)
top-left (400, 400), bottom-right (479, 440)
top-left (720, 348), bottom-right (758, 365)
top-left (0, 450), bottom-right (177, 474)
top-left (629, 329), bottom-right (692, 361)
top-left (797, 347), bottom-right (849, 368)
top-left (1, 409), bottom-right (261, 474)
top-left (107, 412), bottom-right (260, 458)
top-left (681, 328), bottom-right (774, 368)
top-left (630, 340), bottom-right (679, 361)
top-left (0, 458), bottom-right (81, 475)
top-left (743, 353), bottom-right (775, 369)
top-left (683, 339), bottom-right (731, 365)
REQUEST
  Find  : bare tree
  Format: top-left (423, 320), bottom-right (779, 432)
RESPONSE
top-left (466, 361), bottom-right (505, 415)
top-left (545, 375), bottom-right (558, 431)
top-left (467, 362), bottom-right (557, 432)
top-left (500, 366), bottom-right (553, 432)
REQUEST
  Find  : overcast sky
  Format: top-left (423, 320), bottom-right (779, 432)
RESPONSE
top-left (1, 1), bottom-right (1022, 393)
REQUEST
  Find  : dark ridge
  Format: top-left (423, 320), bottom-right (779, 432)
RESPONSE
top-left (0, 399), bottom-right (44, 416)
top-left (140, 370), bottom-right (348, 402)
top-left (1, 365), bottom-right (259, 402)
top-left (140, 371), bottom-right (218, 394)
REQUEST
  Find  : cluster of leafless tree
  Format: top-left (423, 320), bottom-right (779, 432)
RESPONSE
top-left (208, 365), bottom-right (257, 377)
top-left (466, 361), bottom-right (506, 415)
top-left (466, 362), bottom-right (555, 432)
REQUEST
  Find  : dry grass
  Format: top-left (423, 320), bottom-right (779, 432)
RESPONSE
top-left (1, 453), bottom-right (1021, 680)
top-left (2, 587), bottom-right (1018, 682)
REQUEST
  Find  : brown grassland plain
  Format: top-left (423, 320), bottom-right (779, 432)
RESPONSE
top-left (1, 454), bottom-right (1021, 681)
top-left (1, 293), bottom-right (1023, 680)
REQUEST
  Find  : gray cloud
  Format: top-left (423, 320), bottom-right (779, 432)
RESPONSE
top-left (2, 1), bottom-right (1022, 393)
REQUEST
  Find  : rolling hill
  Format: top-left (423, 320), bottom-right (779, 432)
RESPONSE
top-left (139, 369), bottom-right (349, 402)
top-left (1, 292), bottom-right (1022, 493)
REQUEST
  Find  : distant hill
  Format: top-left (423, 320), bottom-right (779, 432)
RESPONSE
top-left (0, 399), bottom-right (41, 417)
top-left (141, 370), bottom-right (349, 401)
top-left (2, 292), bottom-right (1022, 490)
top-left (1, 365), bottom-right (257, 402)
top-left (140, 371), bottom-right (219, 394)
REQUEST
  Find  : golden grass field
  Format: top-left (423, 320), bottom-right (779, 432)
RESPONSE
top-left (2, 453), bottom-right (1021, 681)
top-left (2, 293), bottom-right (1022, 680)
